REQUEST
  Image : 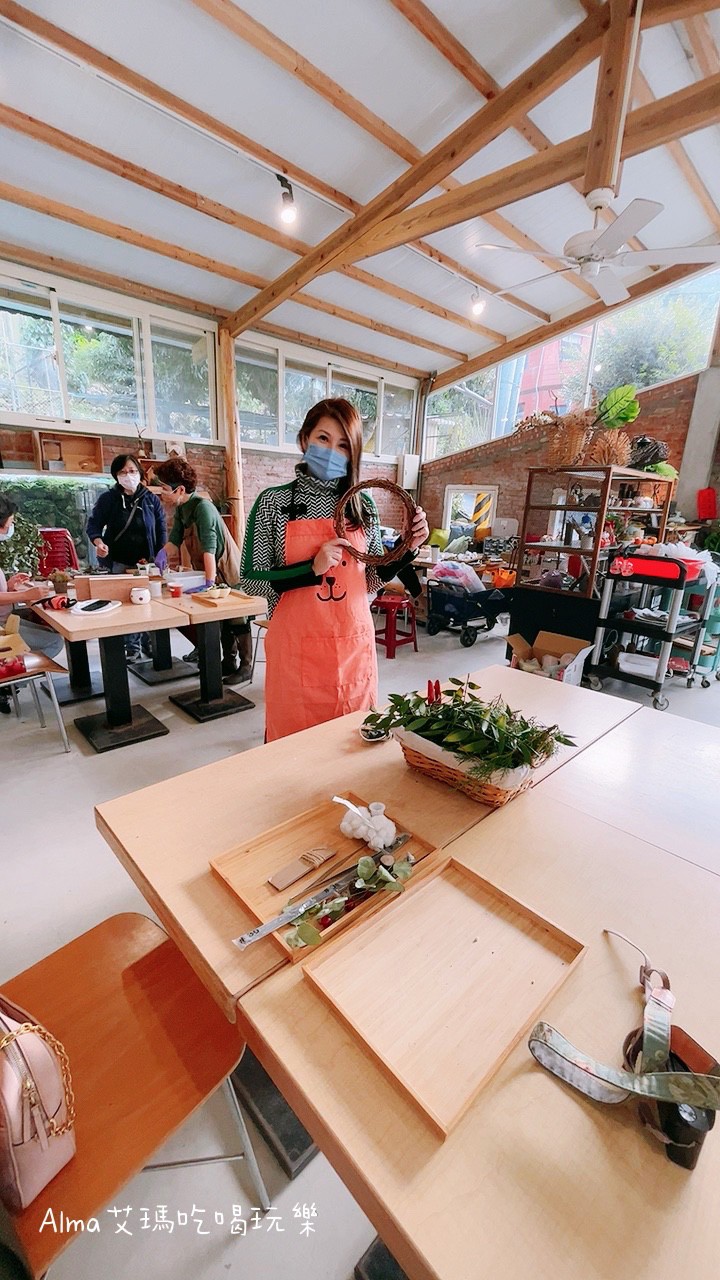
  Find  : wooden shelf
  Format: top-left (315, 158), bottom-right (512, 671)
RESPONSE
top-left (33, 430), bottom-right (104, 475)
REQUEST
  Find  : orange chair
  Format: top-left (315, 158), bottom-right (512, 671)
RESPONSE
top-left (371, 593), bottom-right (418, 659)
top-left (3, 914), bottom-right (269, 1278)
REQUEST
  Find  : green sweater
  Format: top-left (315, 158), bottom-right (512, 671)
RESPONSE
top-left (169, 494), bottom-right (226, 557)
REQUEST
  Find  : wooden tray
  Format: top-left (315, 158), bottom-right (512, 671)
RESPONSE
top-left (210, 793), bottom-right (436, 960)
top-left (302, 858), bottom-right (585, 1136)
top-left (193, 588), bottom-right (256, 607)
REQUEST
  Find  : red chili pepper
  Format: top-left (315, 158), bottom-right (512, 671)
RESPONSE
top-left (317, 915), bottom-right (332, 930)
top-left (434, 679), bottom-right (442, 702)
top-left (427, 679), bottom-right (434, 703)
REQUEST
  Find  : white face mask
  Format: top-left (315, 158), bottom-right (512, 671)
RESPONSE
top-left (118, 473), bottom-right (140, 493)
top-left (0, 523), bottom-right (14, 542)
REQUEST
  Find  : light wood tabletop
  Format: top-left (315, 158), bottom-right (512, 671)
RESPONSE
top-left (466, 664), bottom-right (641, 780)
top-left (95, 709), bottom-right (490, 1018)
top-left (32, 600), bottom-right (182, 641)
top-left (541, 706), bottom-right (720, 877)
top-left (238, 791), bottom-right (720, 1280)
top-left (161, 592), bottom-right (267, 623)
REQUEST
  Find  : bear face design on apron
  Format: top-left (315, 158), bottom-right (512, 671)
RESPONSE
top-left (264, 512), bottom-right (378, 742)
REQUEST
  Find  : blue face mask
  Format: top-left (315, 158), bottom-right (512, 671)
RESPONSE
top-left (304, 442), bottom-right (348, 481)
top-left (0, 524), bottom-right (14, 542)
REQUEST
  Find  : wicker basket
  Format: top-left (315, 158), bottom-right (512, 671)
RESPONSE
top-left (393, 730), bottom-right (532, 807)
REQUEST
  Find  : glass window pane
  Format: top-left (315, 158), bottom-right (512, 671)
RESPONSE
top-left (425, 369), bottom-right (496, 460)
top-left (284, 358), bottom-right (326, 432)
top-left (0, 286), bottom-right (63, 417)
top-left (591, 272), bottom-right (720, 398)
top-left (235, 345), bottom-right (279, 445)
top-left (59, 301), bottom-right (139, 425)
top-left (382, 384), bottom-right (414, 455)
top-left (331, 370), bottom-right (378, 450)
top-left (497, 326), bottom-right (592, 433)
top-left (150, 323), bottom-right (211, 440)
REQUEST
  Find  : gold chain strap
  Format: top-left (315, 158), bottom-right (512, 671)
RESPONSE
top-left (0, 1022), bottom-right (76, 1135)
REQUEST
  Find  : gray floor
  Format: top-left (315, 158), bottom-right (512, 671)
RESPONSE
top-left (2, 618), bottom-right (720, 1278)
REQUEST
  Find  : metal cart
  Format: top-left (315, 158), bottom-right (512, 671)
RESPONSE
top-left (426, 581), bottom-right (513, 648)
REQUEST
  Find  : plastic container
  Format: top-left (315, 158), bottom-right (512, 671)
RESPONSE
top-left (164, 569), bottom-right (206, 592)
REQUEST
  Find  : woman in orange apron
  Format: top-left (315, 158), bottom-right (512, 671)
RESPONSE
top-left (240, 399), bottom-right (428, 742)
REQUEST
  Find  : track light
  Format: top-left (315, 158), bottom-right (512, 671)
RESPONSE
top-left (277, 174), bottom-right (297, 225)
top-left (470, 291), bottom-right (486, 316)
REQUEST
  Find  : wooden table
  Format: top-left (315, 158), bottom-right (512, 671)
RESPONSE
top-left (162, 592), bottom-right (267, 722)
top-left (238, 790), bottom-right (720, 1280)
top-left (95, 709), bottom-right (489, 1017)
top-left (466, 664), bottom-right (641, 780)
top-left (34, 600), bottom-right (181, 751)
top-left (541, 706), bottom-right (720, 877)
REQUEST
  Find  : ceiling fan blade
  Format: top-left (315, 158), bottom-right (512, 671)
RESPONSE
top-left (592, 269), bottom-right (631, 306)
top-left (617, 245), bottom-right (720, 267)
top-left (591, 199), bottom-right (664, 256)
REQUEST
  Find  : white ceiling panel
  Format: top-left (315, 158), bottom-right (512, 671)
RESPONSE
top-left (527, 58), bottom-right (599, 143)
top-left (420, 0), bottom-right (582, 87)
top-left (638, 25), bottom-right (696, 97)
top-left (618, 148), bottom-right (718, 247)
top-left (268, 297), bottom-right (456, 374)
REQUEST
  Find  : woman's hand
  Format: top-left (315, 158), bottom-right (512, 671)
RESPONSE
top-left (409, 506), bottom-right (429, 551)
top-left (94, 538), bottom-right (109, 559)
top-left (7, 573), bottom-right (31, 591)
top-left (312, 538), bottom-right (351, 577)
top-left (10, 585), bottom-right (47, 603)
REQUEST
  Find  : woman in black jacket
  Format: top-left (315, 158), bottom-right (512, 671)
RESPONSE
top-left (87, 454), bottom-right (166, 661)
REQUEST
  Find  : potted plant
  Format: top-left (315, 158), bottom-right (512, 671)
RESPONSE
top-left (363, 678), bottom-right (574, 806)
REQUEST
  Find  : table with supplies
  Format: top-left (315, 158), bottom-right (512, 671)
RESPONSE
top-left (33, 599), bottom-right (182, 751)
top-left (161, 590), bottom-right (266, 722)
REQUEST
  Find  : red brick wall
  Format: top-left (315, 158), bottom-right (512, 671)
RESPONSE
top-left (419, 375), bottom-right (699, 531)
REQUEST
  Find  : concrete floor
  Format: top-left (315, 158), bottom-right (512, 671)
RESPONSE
top-left (2, 617), bottom-right (720, 1279)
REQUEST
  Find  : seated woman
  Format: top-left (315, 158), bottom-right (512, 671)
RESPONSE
top-left (87, 454), bottom-right (166, 662)
top-left (0, 496), bottom-right (63, 714)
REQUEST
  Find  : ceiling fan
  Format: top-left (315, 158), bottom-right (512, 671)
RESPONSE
top-left (477, 198), bottom-right (720, 307)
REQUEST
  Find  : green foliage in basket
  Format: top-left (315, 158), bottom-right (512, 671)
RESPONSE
top-left (364, 678), bottom-right (575, 783)
top-left (284, 854), bottom-right (414, 950)
top-left (593, 384), bottom-right (640, 430)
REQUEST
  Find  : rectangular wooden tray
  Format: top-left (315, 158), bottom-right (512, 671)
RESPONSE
top-left (193, 588), bottom-right (257, 607)
top-left (210, 792), bottom-right (436, 960)
top-left (302, 858), bottom-right (585, 1136)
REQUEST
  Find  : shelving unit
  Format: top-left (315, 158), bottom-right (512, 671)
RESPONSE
top-left (586, 552), bottom-right (706, 709)
top-left (517, 466), bottom-right (673, 600)
top-left (32, 430), bottom-right (104, 475)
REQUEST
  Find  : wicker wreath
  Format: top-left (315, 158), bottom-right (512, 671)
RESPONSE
top-left (333, 477), bottom-right (417, 566)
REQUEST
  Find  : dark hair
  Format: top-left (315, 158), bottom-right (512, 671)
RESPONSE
top-left (297, 398), bottom-right (368, 527)
top-left (154, 458), bottom-right (198, 491)
top-left (110, 453), bottom-right (144, 480)
top-left (0, 496), bottom-right (18, 526)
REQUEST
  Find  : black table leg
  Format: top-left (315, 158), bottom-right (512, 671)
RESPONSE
top-left (169, 620), bottom-right (254, 722)
top-left (43, 639), bottom-right (104, 705)
top-left (128, 627), bottom-right (196, 685)
top-left (73, 634), bottom-right (169, 751)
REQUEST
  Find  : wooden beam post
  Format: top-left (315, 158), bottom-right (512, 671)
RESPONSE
top-left (585, 0), bottom-right (644, 198)
top-left (218, 328), bottom-right (244, 541)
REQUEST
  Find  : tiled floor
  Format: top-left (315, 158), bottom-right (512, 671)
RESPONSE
top-left (2, 618), bottom-right (720, 1278)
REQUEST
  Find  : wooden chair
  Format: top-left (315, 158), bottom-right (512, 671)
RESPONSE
top-left (2, 914), bottom-right (270, 1278)
top-left (0, 648), bottom-right (70, 753)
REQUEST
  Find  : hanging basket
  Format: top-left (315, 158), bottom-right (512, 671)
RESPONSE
top-left (546, 414), bottom-right (593, 468)
top-left (392, 728), bottom-right (532, 807)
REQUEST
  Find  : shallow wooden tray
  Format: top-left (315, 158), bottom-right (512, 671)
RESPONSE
top-left (210, 792), bottom-right (436, 960)
top-left (193, 588), bottom-right (256, 607)
top-left (302, 858), bottom-right (585, 1136)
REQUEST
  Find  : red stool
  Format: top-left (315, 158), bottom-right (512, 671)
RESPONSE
top-left (371, 594), bottom-right (418, 659)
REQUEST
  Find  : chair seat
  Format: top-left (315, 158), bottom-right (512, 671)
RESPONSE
top-left (3, 914), bottom-right (243, 1277)
top-left (0, 654), bottom-right (65, 685)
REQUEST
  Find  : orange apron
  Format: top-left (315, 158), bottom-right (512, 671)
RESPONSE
top-left (264, 516), bottom-right (378, 742)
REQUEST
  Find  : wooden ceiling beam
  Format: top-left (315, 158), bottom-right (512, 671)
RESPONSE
top-left (341, 71), bottom-right (720, 261)
top-left (0, 0), bottom-right (359, 214)
top-left (432, 261), bottom-right (708, 388)
top-left (584, 0), bottom-right (644, 197)
top-left (0, 241), bottom-right (430, 379)
top-left (683, 14), bottom-right (720, 78)
top-left (0, 180), bottom-right (467, 361)
top-left (405, 242), bottom-right (551, 321)
top-left (220, 8), bottom-right (610, 336)
top-left (632, 68), bottom-right (720, 230)
top-left (0, 104), bottom-right (499, 342)
top-left (582, 0), bottom-right (720, 24)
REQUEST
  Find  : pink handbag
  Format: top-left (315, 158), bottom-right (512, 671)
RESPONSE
top-left (0, 995), bottom-right (76, 1212)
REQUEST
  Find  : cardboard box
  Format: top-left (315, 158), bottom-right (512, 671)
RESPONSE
top-left (506, 631), bottom-right (593, 685)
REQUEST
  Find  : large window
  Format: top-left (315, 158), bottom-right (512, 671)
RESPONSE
top-left (236, 345), bottom-right (279, 445)
top-left (284, 357), bottom-right (327, 432)
top-left (382, 384), bottom-right (414, 455)
top-left (59, 302), bottom-right (140, 425)
top-left (331, 369), bottom-right (378, 450)
top-left (0, 286), bottom-right (62, 418)
top-left (150, 323), bottom-right (212, 440)
top-left (425, 370), bottom-right (496, 461)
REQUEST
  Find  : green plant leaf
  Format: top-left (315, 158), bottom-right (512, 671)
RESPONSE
top-left (595, 384), bottom-right (640, 428)
top-left (296, 921), bottom-right (322, 947)
top-left (357, 856), bottom-right (377, 881)
top-left (406, 717), bottom-right (430, 731)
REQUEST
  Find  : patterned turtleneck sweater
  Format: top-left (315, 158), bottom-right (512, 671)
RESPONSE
top-left (239, 467), bottom-right (414, 616)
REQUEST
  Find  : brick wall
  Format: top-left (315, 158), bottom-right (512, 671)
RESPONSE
top-left (419, 375), bottom-right (699, 531)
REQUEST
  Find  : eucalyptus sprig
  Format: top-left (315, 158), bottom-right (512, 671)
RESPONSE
top-left (364, 679), bottom-right (574, 783)
top-left (284, 853), bottom-right (414, 950)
